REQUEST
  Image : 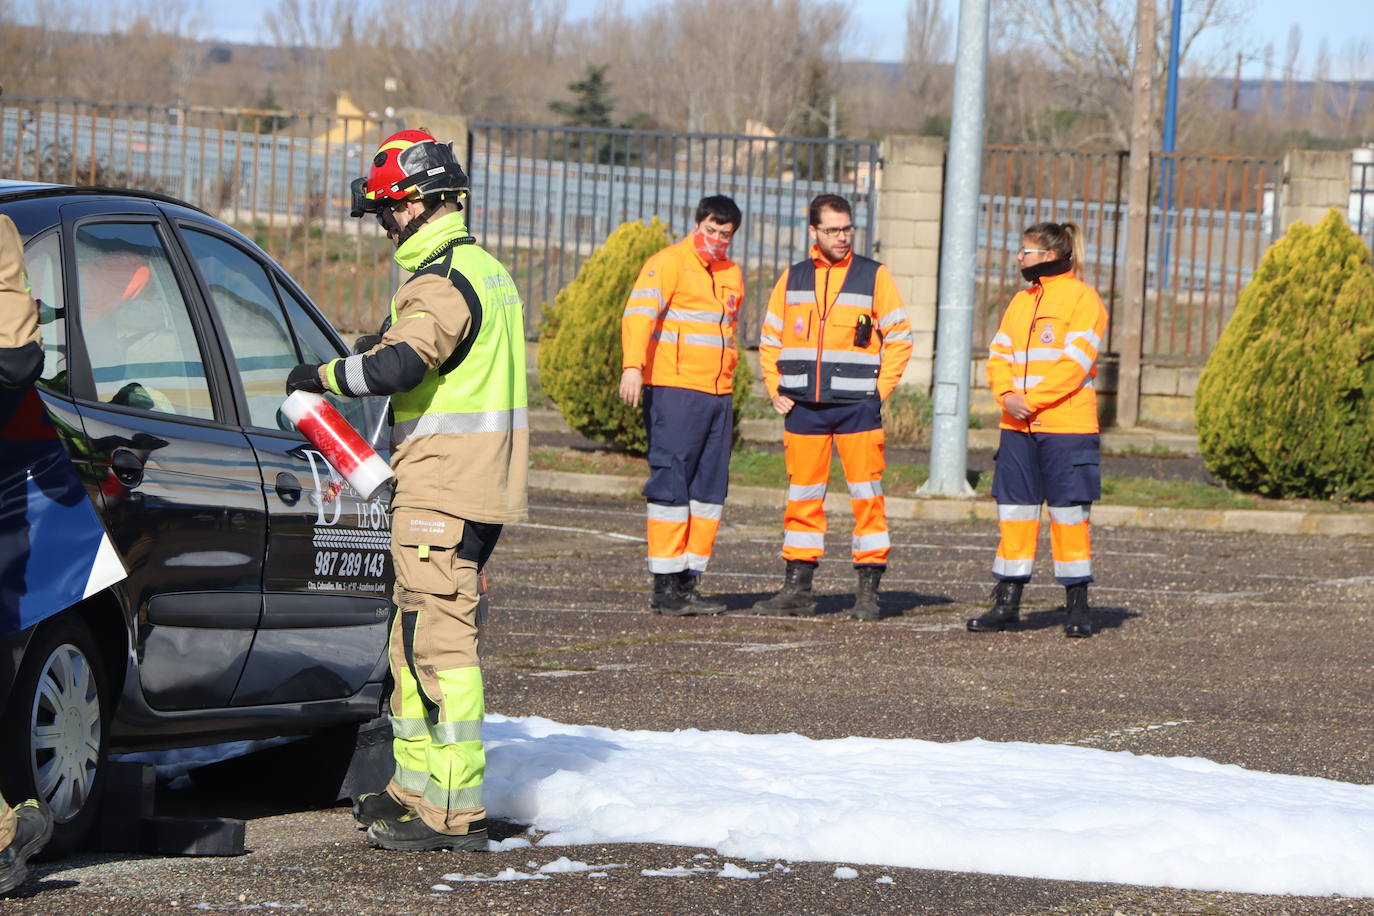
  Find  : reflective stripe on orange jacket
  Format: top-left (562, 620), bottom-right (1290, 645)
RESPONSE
top-left (621, 235), bottom-right (743, 395)
top-left (759, 248), bottom-right (912, 403)
top-left (986, 272), bottom-right (1108, 434)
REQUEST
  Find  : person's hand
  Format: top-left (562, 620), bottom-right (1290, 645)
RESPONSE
top-left (1003, 392), bottom-right (1032, 420)
top-left (286, 363), bottom-right (325, 395)
top-left (619, 367), bottom-right (644, 408)
top-left (770, 394), bottom-right (795, 416)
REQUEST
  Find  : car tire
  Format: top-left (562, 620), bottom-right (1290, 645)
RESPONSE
top-left (0, 616), bottom-right (111, 855)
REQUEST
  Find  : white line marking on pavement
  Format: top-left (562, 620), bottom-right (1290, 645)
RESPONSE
top-left (528, 670), bottom-right (593, 678)
top-left (529, 503), bottom-right (645, 520)
top-left (512, 522), bottom-right (644, 543)
top-left (734, 641), bottom-right (825, 653)
top-left (1073, 720), bottom-right (1195, 745)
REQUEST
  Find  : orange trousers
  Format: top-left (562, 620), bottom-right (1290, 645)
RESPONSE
top-left (780, 401), bottom-right (889, 567)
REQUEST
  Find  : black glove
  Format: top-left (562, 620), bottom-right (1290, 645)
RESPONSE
top-left (286, 363), bottom-right (325, 395)
top-left (353, 334), bottom-right (381, 354)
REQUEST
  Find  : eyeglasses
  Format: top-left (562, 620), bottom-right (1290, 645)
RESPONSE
top-left (1015, 247), bottom-right (1052, 257)
top-left (816, 225), bottom-right (856, 238)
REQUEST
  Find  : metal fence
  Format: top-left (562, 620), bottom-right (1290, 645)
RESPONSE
top-left (466, 123), bottom-right (880, 337)
top-left (1354, 158), bottom-right (1374, 253)
top-left (0, 95), bottom-right (402, 331)
top-left (976, 146), bottom-right (1284, 360)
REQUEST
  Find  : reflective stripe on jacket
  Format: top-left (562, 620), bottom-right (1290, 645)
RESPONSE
top-left (986, 271), bottom-right (1108, 435)
top-left (759, 248), bottom-right (912, 403)
top-left (621, 235), bottom-right (742, 395)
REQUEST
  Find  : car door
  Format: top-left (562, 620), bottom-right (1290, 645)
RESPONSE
top-left (169, 218), bottom-right (391, 706)
top-left (60, 200), bottom-right (267, 711)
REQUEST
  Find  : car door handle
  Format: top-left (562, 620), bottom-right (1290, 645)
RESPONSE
top-left (109, 448), bottom-right (145, 487)
top-left (274, 472), bottom-right (302, 505)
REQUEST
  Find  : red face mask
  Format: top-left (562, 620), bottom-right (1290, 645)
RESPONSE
top-left (693, 229), bottom-right (730, 265)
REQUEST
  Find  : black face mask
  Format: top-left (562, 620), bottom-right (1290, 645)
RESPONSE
top-left (1021, 257), bottom-right (1073, 284)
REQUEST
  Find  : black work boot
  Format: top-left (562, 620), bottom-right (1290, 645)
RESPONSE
top-left (367, 811), bottom-right (489, 851)
top-left (850, 566), bottom-right (885, 620)
top-left (753, 560), bottom-right (818, 616)
top-left (966, 580), bottom-right (1024, 632)
top-left (674, 571), bottom-right (727, 614)
top-left (1063, 583), bottom-right (1093, 637)
top-left (0, 800), bottom-right (54, 896)
top-left (353, 791), bottom-right (410, 829)
top-left (650, 572), bottom-right (693, 615)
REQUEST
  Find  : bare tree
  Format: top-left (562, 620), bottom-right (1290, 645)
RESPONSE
top-left (995, 0), bottom-right (1241, 147)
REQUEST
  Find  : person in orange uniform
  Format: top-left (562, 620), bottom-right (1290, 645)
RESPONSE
top-left (754, 194), bottom-right (913, 620)
top-left (619, 196), bottom-right (743, 615)
top-left (967, 220), bottom-right (1108, 638)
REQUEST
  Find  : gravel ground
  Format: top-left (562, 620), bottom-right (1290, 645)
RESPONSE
top-left (6, 489), bottom-right (1373, 915)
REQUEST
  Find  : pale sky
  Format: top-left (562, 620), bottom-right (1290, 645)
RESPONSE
top-left (203, 0), bottom-right (1371, 79)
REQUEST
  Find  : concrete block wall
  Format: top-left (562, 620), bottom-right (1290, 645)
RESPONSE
top-left (1280, 150), bottom-right (1350, 231)
top-left (875, 136), bottom-right (945, 392)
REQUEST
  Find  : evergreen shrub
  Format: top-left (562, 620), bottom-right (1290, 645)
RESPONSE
top-left (1194, 209), bottom-right (1374, 500)
top-left (537, 219), bottom-right (754, 455)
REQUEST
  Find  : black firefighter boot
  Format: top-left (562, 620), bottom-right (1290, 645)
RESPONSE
top-left (650, 573), bottom-right (693, 615)
top-left (674, 571), bottom-right (727, 614)
top-left (966, 580), bottom-right (1024, 632)
top-left (1063, 582), bottom-right (1093, 637)
top-left (850, 566), bottom-right (885, 620)
top-left (0, 800), bottom-right (54, 896)
top-left (753, 560), bottom-right (818, 616)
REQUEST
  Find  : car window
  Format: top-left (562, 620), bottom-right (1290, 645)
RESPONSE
top-left (74, 222), bottom-right (214, 420)
top-left (278, 281), bottom-right (386, 443)
top-left (181, 228), bottom-right (299, 429)
top-left (24, 230), bottom-right (67, 394)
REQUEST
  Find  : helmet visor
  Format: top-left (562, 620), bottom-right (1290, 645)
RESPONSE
top-left (349, 176), bottom-right (382, 218)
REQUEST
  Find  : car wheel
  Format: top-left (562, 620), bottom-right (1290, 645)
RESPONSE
top-left (1, 616), bottom-right (111, 854)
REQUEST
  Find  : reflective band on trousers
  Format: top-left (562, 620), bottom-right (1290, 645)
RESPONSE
top-left (689, 500), bottom-right (723, 520)
top-left (1054, 559), bottom-right (1092, 578)
top-left (1048, 505), bottom-right (1090, 525)
top-left (993, 556), bottom-right (1034, 577)
top-left (998, 504), bottom-right (1041, 522)
top-left (393, 763), bottom-right (431, 792)
top-left (422, 780), bottom-right (484, 812)
top-left (390, 715), bottom-right (430, 740)
top-left (685, 552), bottom-right (709, 571)
top-left (647, 503), bottom-right (689, 522)
top-left (852, 531), bottom-right (890, 552)
top-left (394, 407), bottom-right (529, 442)
top-left (784, 530), bottom-right (825, 550)
top-left (432, 719), bottom-right (484, 745)
top-left (648, 556), bottom-right (688, 573)
top-left (847, 480), bottom-right (883, 500)
top-left (788, 482), bottom-right (828, 501)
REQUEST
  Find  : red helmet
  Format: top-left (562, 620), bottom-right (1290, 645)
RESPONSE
top-left (349, 129), bottom-right (469, 218)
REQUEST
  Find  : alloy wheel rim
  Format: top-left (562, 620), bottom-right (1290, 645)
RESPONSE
top-left (30, 643), bottom-right (102, 824)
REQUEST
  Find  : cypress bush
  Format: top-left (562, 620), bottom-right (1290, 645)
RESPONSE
top-left (1195, 208), bottom-right (1374, 500)
top-left (538, 219), bottom-right (754, 455)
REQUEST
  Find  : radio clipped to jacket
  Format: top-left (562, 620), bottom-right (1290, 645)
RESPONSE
top-left (853, 313), bottom-right (873, 348)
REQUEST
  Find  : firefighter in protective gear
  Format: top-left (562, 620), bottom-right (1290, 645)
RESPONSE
top-left (288, 129), bottom-right (528, 850)
top-left (968, 220), bottom-right (1107, 638)
top-left (0, 215), bottom-right (56, 896)
top-left (755, 194), bottom-right (913, 620)
top-left (619, 195), bottom-right (743, 615)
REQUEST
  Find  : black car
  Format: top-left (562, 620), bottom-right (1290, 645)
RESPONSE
top-left (0, 181), bottom-right (394, 850)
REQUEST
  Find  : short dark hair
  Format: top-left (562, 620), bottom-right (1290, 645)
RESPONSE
top-left (695, 195), bottom-right (741, 230)
top-left (808, 193), bottom-right (852, 227)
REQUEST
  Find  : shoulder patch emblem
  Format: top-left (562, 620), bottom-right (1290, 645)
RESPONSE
top-left (793, 316), bottom-right (806, 335)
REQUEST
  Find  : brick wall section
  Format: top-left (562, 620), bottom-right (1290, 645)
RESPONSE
top-left (1280, 150), bottom-right (1350, 231)
top-left (876, 136), bottom-right (945, 392)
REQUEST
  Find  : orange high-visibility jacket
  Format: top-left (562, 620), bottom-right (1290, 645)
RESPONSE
top-left (621, 235), bottom-right (743, 395)
top-left (758, 248), bottom-right (912, 403)
top-left (986, 271), bottom-right (1108, 434)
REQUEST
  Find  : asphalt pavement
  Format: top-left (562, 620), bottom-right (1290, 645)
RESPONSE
top-left (8, 489), bottom-right (1374, 915)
